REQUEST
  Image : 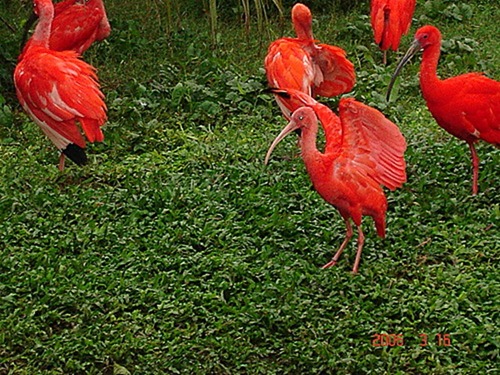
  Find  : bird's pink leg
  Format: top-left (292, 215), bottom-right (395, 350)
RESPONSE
top-left (58, 153), bottom-right (66, 171)
top-left (352, 226), bottom-right (365, 274)
top-left (468, 143), bottom-right (479, 195)
top-left (321, 219), bottom-right (353, 269)
top-left (383, 50), bottom-right (387, 66)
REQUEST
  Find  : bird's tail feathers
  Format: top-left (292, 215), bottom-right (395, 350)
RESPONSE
top-left (63, 144), bottom-right (88, 166)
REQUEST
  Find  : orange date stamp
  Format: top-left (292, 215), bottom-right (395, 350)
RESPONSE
top-left (371, 333), bottom-right (451, 347)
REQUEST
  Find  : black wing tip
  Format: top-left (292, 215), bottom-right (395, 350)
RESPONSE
top-left (265, 87), bottom-right (292, 99)
top-left (63, 144), bottom-right (88, 166)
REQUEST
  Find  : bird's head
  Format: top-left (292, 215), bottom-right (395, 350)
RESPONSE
top-left (264, 107), bottom-right (316, 165)
top-left (33, 0), bottom-right (54, 18)
top-left (414, 25), bottom-right (442, 50)
top-left (292, 3), bottom-right (313, 40)
top-left (386, 25), bottom-right (442, 101)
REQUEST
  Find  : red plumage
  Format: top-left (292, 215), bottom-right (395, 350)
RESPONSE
top-left (14, 0), bottom-right (107, 169)
top-left (265, 89), bottom-right (407, 273)
top-left (50, 0), bottom-right (110, 54)
top-left (22, 0), bottom-right (110, 57)
top-left (388, 25), bottom-right (500, 195)
top-left (370, 0), bottom-right (416, 63)
top-left (264, 3), bottom-right (355, 118)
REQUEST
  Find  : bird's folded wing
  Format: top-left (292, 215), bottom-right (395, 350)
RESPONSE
top-left (15, 50), bottom-right (106, 146)
top-left (370, 0), bottom-right (387, 46)
top-left (398, 0), bottom-right (416, 35)
top-left (265, 39), bottom-right (314, 93)
top-left (265, 39), bottom-right (315, 117)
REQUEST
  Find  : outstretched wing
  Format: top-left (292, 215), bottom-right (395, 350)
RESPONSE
top-left (278, 89), bottom-right (407, 190)
top-left (312, 43), bottom-right (356, 97)
top-left (337, 98), bottom-right (407, 190)
top-left (265, 38), bottom-right (314, 117)
top-left (14, 48), bottom-right (107, 150)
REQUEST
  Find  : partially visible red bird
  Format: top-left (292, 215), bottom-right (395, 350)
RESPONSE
top-left (370, 0), bottom-right (416, 64)
top-left (14, 0), bottom-right (107, 170)
top-left (265, 3), bottom-right (355, 118)
top-left (387, 25), bottom-right (500, 195)
top-left (21, 0), bottom-right (110, 57)
top-left (265, 89), bottom-right (407, 273)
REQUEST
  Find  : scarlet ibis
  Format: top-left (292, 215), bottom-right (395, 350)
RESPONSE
top-left (265, 89), bottom-right (407, 273)
top-left (387, 25), bottom-right (500, 195)
top-left (370, 0), bottom-right (416, 65)
top-left (21, 0), bottom-right (110, 56)
top-left (14, 0), bottom-right (107, 170)
top-left (265, 3), bottom-right (355, 118)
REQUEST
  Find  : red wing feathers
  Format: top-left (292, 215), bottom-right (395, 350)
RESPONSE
top-left (281, 89), bottom-right (407, 191)
top-left (338, 98), bottom-right (407, 190)
top-left (265, 39), bottom-right (314, 117)
top-left (312, 44), bottom-right (356, 97)
top-left (265, 39), bottom-right (314, 93)
top-left (371, 0), bottom-right (415, 51)
top-left (429, 74), bottom-right (500, 145)
top-left (14, 48), bottom-right (106, 149)
top-left (50, 0), bottom-right (110, 54)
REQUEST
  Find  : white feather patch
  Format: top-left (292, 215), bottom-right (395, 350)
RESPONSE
top-left (23, 104), bottom-right (71, 151)
top-left (48, 84), bottom-right (84, 117)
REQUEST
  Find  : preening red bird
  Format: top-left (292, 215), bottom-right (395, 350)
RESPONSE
top-left (387, 25), bottom-right (500, 195)
top-left (265, 3), bottom-right (356, 118)
top-left (14, 0), bottom-right (107, 170)
top-left (21, 0), bottom-right (110, 57)
top-left (265, 89), bottom-right (407, 273)
top-left (370, 0), bottom-right (416, 64)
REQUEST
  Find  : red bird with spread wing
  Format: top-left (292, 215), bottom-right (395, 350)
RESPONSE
top-left (22, 0), bottom-right (110, 57)
top-left (14, 0), bottom-right (107, 169)
top-left (265, 3), bottom-right (355, 118)
top-left (370, 0), bottom-right (416, 64)
top-left (387, 25), bottom-right (500, 195)
top-left (265, 89), bottom-right (407, 273)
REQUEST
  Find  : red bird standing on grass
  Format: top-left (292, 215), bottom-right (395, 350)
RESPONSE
top-left (21, 0), bottom-right (110, 57)
top-left (265, 3), bottom-right (356, 118)
top-left (387, 25), bottom-right (500, 195)
top-left (370, 0), bottom-right (416, 64)
top-left (265, 89), bottom-right (407, 273)
top-left (14, 0), bottom-right (107, 170)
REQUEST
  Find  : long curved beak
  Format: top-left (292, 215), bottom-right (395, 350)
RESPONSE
top-left (386, 39), bottom-right (422, 102)
top-left (264, 119), bottom-right (301, 165)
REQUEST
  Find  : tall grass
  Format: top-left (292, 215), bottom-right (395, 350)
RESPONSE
top-left (207, 0), bottom-right (284, 43)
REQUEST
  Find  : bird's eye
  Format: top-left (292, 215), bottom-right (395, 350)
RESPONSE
top-left (299, 115), bottom-right (304, 120)
top-left (422, 34), bottom-right (429, 39)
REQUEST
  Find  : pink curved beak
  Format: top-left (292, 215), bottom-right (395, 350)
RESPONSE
top-left (264, 118), bottom-right (301, 165)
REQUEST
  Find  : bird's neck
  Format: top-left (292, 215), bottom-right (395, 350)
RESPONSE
top-left (299, 122), bottom-right (323, 170)
top-left (30, 4), bottom-right (53, 48)
top-left (420, 43), bottom-right (442, 99)
top-left (294, 23), bottom-right (313, 41)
